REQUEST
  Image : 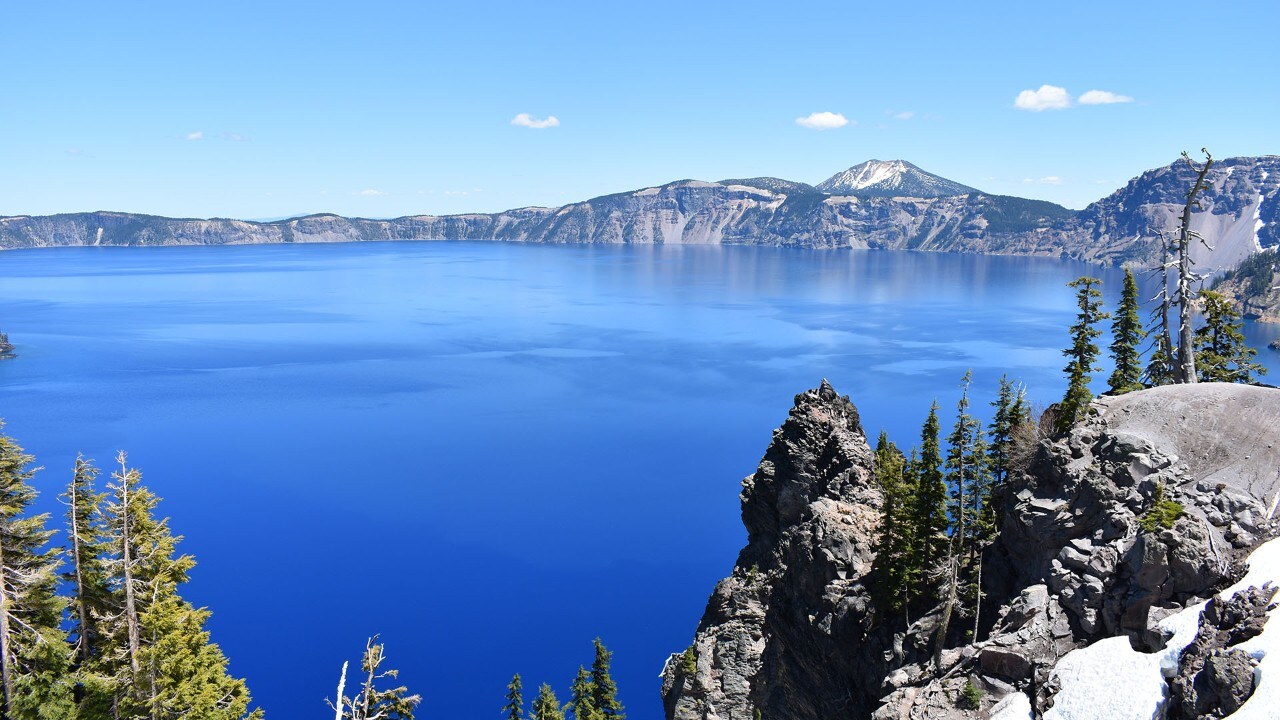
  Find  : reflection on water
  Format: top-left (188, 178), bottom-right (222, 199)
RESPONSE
top-left (0, 241), bottom-right (1274, 719)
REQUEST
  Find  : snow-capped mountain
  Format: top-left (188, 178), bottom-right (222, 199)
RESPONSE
top-left (815, 159), bottom-right (980, 198)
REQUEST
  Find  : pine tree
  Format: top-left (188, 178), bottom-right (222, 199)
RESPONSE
top-left (504, 673), bottom-right (525, 720)
top-left (870, 432), bottom-right (916, 621)
top-left (531, 683), bottom-right (565, 720)
top-left (945, 372), bottom-right (981, 557)
top-left (589, 638), bottom-right (624, 720)
top-left (99, 452), bottom-right (261, 719)
top-left (910, 403), bottom-right (948, 576)
top-left (63, 455), bottom-right (113, 666)
top-left (1057, 277), bottom-right (1108, 433)
top-left (0, 423), bottom-right (75, 720)
top-left (568, 666), bottom-right (598, 720)
top-left (1108, 268), bottom-right (1146, 394)
top-left (1194, 290), bottom-right (1267, 383)
top-left (330, 637), bottom-right (421, 720)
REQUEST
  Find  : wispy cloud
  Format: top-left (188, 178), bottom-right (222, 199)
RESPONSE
top-left (356, 189), bottom-right (386, 196)
top-left (66, 148), bottom-right (91, 157)
top-left (185, 131), bottom-right (205, 141)
top-left (887, 110), bottom-right (915, 121)
top-left (1078, 89), bottom-right (1133, 105)
top-left (1023, 176), bottom-right (1063, 185)
top-left (511, 113), bottom-right (560, 129)
top-left (222, 132), bottom-right (248, 141)
top-left (1014, 85), bottom-right (1072, 112)
top-left (795, 111), bottom-right (851, 130)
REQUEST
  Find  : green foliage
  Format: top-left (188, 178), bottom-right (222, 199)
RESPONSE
top-left (569, 665), bottom-right (598, 720)
top-left (1214, 251), bottom-right (1277, 299)
top-left (911, 403), bottom-right (949, 576)
top-left (977, 195), bottom-right (1075, 234)
top-left (0, 422), bottom-right (74, 718)
top-left (1108, 268), bottom-right (1147, 394)
top-left (1057, 277), bottom-right (1108, 433)
top-left (504, 673), bottom-right (525, 720)
top-left (590, 638), bottom-right (625, 720)
top-left (870, 432), bottom-right (917, 616)
top-left (333, 637), bottom-right (421, 720)
top-left (945, 372), bottom-right (986, 556)
top-left (1194, 290), bottom-right (1266, 383)
top-left (957, 680), bottom-right (984, 710)
top-left (531, 683), bottom-right (565, 720)
top-left (679, 647), bottom-right (696, 676)
top-left (1139, 484), bottom-right (1185, 533)
top-left (92, 453), bottom-right (262, 720)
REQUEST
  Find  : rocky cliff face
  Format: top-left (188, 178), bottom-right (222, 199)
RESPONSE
top-left (663, 382), bottom-right (1280, 720)
top-left (5, 157), bottom-right (1273, 278)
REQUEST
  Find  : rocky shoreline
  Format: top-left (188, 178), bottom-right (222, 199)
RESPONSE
top-left (663, 381), bottom-right (1280, 720)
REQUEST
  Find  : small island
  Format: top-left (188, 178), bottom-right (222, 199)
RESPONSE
top-left (1270, 339), bottom-right (1280, 351)
top-left (0, 331), bottom-right (14, 359)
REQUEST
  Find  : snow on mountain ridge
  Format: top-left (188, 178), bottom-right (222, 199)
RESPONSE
top-left (816, 159), bottom-right (981, 198)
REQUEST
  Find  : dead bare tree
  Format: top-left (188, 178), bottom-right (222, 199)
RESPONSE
top-left (1174, 149), bottom-right (1216, 383)
top-left (1143, 231), bottom-right (1177, 385)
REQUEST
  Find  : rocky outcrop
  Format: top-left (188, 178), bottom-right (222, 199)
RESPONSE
top-left (665, 382), bottom-right (1280, 720)
top-left (1169, 584), bottom-right (1277, 718)
top-left (660, 381), bottom-right (890, 720)
top-left (4, 157), bottom-right (1275, 278)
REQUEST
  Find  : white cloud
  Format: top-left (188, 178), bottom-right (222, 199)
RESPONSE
top-left (356, 189), bottom-right (386, 196)
top-left (1023, 176), bottom-right (1063, 185)
top-left (1078, 89), bottom-right (1134, 105)
top-left (511, 113), bottom-right (560, 129)
top-left (888, 110), bottom-right (915, 120)
top-left (223, 132), bottom-right (248, 141)
top-left (1014, 85), bottom-right (1072, 111)
top-left (185, 131), bottom-right (205, 140)
top-left (795, 111), bottom-right (851, 130)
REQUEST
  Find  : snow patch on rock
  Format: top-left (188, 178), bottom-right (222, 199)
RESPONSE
top-left (1045, 538), bottom-right (1280, 720)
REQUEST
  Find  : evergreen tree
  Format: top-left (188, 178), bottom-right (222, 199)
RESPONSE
top-left (1057, 277), bottom-right (1108, 433)
top-left (504, 673), bottom-right (525, 720)
top-left (99, 452), bottom-right (261, 719)
top-left (1194, 290), bottom-right (1267, 383)
top-left (62, 455), bottom-right (113, 666)
top-left (987, 375), bottom-right (1029, 487)
top-left (870, 432), bottom-right (916, 621)
top-left (1108, 268), bottom-right (1147, 394)
top-left (910, 403), bottom-right (948, 575)
top-left (331, 637), bottom-right (420, 720)
top-left (568, 666), bottom-right (598, 720)
top-left (531, 683), bottom-right (565, 720)
top-left (589, 638), bottom-right (624, 720)
top-left (945, 372), bottom-right (981, 557)
top-left (0, 423), bottom-right (75, 720)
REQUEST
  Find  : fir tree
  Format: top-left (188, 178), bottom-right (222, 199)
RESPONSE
top-left (62, 454), bottom-right (112, 666)
top-left (504, 673), bottom-right (525, 720)
top-left (568, 666), bottom-right (598, 720)
top-left (910, 403), bottom-right (948, 576)
top-left (870, 432), bottom-right (916, 621)
top-left (987, 375), bottom-right (1029, 487)
top-left (589, 638), bottom-right (624, 720)
top-left (1057, 277), bottom-right (1108, 433)
top-left (531, 683), bottom-right (565, 720)
top-left (1108, 268), bottom-right (1146, 394)
top-left (1194, 290), bottom-right (1267, 383)
top-left (330, 637), bottom-right (421, 720)
top-left (945, 372), bottom-right (981, 557)
top-left (100, 452), bottom-right (261, 719)
top-left (0, 423), bottom-right (75, 720)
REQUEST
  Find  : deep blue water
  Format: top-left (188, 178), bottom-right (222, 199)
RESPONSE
top-left (0, 242), bottom-right (1276, 719)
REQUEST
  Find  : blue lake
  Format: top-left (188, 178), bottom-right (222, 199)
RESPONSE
top-left (0, 242), bottom-right (1276, 719)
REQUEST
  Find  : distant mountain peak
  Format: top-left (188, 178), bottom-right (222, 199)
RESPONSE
top-left (817, 159), bottom-right (980, 198)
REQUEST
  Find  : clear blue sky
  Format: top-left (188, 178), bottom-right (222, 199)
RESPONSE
top-left (2, 0), bottom-right (1276, 219)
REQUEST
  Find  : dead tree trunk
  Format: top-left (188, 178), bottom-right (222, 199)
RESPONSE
top-left (117, 453), bottom-right (142, 677)
top-left (1176, 149), bottom-right (1214, 383)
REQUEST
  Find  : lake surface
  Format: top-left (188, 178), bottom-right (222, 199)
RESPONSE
top-left (0, 242), bottom-right (1276, 719)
